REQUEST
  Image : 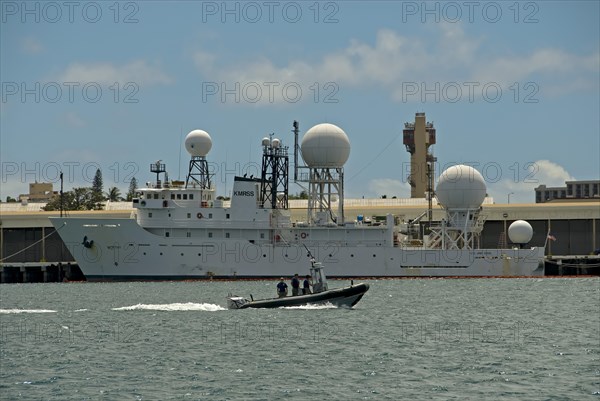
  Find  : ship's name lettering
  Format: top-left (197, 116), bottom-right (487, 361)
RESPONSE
top-left (234, 191), bottom-right (255, 196)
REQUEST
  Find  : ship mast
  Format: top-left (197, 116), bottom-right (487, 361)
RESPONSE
top-left (259, 135), bottom-right (289, 209)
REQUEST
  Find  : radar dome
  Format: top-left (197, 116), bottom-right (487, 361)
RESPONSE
top-left (508, 220), bottom-right (533, 244)
top-left (301, 123), bottom-right (350, 168)
top-left (436, 165), bottom-right (486, 209)
top-left (185, 130), bottom-right (212, 157)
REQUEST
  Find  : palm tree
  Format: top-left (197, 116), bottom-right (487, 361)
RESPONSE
top-left (106, 186), bottom-right (122, 202)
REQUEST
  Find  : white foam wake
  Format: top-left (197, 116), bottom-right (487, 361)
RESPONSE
top-left (112, 302), bottom-right (225, 312)
top-left (0, 309), bottom-right (57, 314)
top-left (281, 303), bottom-right (338, 310)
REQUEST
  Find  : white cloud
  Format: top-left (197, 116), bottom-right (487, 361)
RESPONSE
top-left (21, 37), bottom-right (44, 54)
top-left (486, 160), bottom-right (575, 203)
top-left (355, 161), bottom-right (576, 203)
top-left (63, 111), bottom-right (86, 128)
top-left (367, 178), bottom-right (411, 198)
top-left (192, 24), bottom-right (598, 104)
top-left (57, 60), bottom-right (172, 86)
top-left (472, 49), bottom-right (600, 89)
top-left (192, 51), bottom-right (216, 71)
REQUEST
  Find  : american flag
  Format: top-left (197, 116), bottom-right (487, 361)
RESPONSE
top-left (547, 233), bottom-right (557, 241)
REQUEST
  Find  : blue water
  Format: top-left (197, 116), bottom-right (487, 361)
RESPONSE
top-left (1, 278), bottom-right (599, 400)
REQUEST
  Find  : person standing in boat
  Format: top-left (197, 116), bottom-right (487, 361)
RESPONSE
top-left (302, 275), bottom-right (312, 295)
top-left (291, 274), bottom-right (300, 296)
top-left (277, 278), bottom-right (288, 297)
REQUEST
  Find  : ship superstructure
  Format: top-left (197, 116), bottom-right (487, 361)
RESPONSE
top-left (50, 120), bottom-right (544, 280)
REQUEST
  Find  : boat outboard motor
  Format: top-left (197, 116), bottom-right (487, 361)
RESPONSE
top-left (227, 296), bottom-right (249, 309)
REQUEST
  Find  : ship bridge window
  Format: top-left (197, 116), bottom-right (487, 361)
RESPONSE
top-left (208, 232), bottom-right (213, 238)
top-left (171, 194), bottom-right (175, 199)
top-left (209, 213), bottom-right (213, 219)
top-left (189, 194), bottom-right (194, 200)
top-left (153, 193), bottom-right (159, 199)
top-left (177, 194), bottom-right (182, 200)
top-left (226, 213), bottom-right (230, 219)
top-left (149, 213), bottom-right (153, 218)
top-left (183, 194), bottom-right (188, 200)
top-left (225, 233), bottom-right (230, 238)
top-left (147, 194), bottom-right (151, 199)
top-left (187, 213), bottom-right (191, 218)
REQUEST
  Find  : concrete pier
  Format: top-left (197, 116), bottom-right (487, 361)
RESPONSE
top-left (0, 262), bottom-right (85, 283)
top-left (545, 255), bottom-right (600, 276)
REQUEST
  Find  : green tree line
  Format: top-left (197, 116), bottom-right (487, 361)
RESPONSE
top-left (42, 169), bottom-right (139, 211)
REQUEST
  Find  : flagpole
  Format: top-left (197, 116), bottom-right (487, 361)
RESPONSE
top-left (544, 228), bottom-right (550, 248)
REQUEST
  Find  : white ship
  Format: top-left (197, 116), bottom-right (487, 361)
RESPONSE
top-left (50, 122), bottom-right (545, 280)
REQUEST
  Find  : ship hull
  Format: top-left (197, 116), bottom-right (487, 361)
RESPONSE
top-left (50, 217), bottom-right (545, 280)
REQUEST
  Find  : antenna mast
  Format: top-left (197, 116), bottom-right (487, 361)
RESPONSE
top-left (259, 135), bottom-right (289, 209)
top-left (293, 120), bottom-right (299, 182)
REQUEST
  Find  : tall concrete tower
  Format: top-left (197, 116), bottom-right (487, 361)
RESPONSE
top-left (403, 112), bottom-right (436, 198)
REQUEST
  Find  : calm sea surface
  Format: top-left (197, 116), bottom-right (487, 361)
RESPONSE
top-left (1, 278), bottom-right (598, 400)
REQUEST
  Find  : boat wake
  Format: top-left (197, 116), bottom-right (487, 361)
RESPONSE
top-left (112, 302), bottom-right (226, 312)
top-left (0, 309), bottom-right (57, 314)
top-left (280, 303), bottom-right (338, 310)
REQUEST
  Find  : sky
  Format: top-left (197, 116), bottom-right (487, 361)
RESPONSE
top-left (1, 0), bottom-right (599, 204)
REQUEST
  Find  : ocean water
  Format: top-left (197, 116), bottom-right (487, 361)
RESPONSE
top-left (1, 278), bottom-right (598, 400)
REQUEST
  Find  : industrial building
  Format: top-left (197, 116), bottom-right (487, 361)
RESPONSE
top-left (535, 180), bottom-right (600, 203)
top-left (19, 182), bottom-right (57, 203)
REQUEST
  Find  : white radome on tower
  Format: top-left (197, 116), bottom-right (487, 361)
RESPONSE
top-left (185, 129), bottom-right (212, 157)
top-left (508, 220), bottom-right (534, 244)
top-left (301, 123), bottom-right (351, 168)
top-left (436, 165), bottom-right (487, 209)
